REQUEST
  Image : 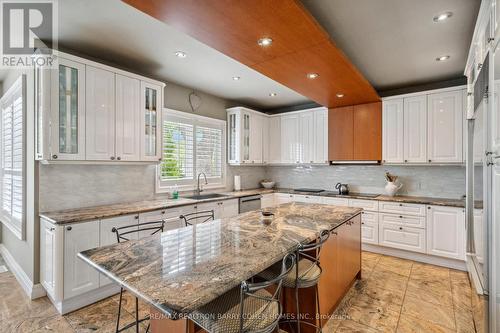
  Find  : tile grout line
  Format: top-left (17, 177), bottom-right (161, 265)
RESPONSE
top-left (394, 262), bottom-right (412, 332)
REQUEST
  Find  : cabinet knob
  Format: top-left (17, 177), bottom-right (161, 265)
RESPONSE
top-left (404, 160), bottom-right (408, 163)
top-left (110, 156), bottom-right (115, 160)
top-left (134, 215), bottom-right (139, 220)
top-left (361, 222), bottom-right (365, 225)
top-left (252, 160), bottom-right (255, 163)
top-left (66, 226), bottom-right (72, 231)
top-left (159, 158), bottom-right (162, 161)
top-left (161, 211), bottom-right (165, 214)
top-left (399, 215), bottom-right (403, 218)
top-left (427, 206), bottom-right (431, 210)
top-left (399, 227), bottom-right (403, 230)
top-left (50, 227), bottom-right (55, 231)
top-left (52, 154), bottom-right (58, 159)
top-left (428, 159), bottom-right (432, 163)
top-left (399, 203), bottom-right (403, 206)
top-left (117, 157), bottom-right (121, 161)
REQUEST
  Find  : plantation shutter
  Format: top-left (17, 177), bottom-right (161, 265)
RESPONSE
top-left (196, 124), bottom-right (222, 178)
top-left (0, 76), bottom-right (25, 239)
top-left (161, 115), bottom-right (194, 181)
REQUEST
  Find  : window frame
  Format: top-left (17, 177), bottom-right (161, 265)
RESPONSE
top-left (156, 108), bottom-right (226, 193)
top-left (0, 75), bottom-right (26, 240)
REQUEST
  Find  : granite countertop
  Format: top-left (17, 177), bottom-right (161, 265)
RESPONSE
top-left (40, 187), bottom-right (481, 225)
top-left (78, 202), bottom-right (362, 318)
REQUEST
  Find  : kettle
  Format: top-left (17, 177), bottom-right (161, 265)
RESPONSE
top-left (335, 183), bottom-right (349, 195)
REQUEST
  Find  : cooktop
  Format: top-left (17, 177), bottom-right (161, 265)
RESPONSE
top-left (293, 188), bottom-right (325, 193)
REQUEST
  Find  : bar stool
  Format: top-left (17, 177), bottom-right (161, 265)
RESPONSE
top-left (260, 229), bottom-right (330, 333)
top-left (111, 220), bottom-right (167, 333)
top-left (188, 253), bottom-right (296, 333)
top-left (180, 209), bottom-right (215, 226)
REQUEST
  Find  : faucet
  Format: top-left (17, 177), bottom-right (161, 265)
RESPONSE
top-left (196, 172), bottom-right (208, 195)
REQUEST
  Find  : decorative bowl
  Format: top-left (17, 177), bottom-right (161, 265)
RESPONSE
top-left (261, 181), bottom-right (275, 189)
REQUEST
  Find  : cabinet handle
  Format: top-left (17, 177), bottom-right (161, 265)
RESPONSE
top-left (134, 215), bottom-right (139, 220)
top-left (361, 211), bottom-right (365, 214)
top-left (110, 156), bottom-right (115, 160)
top-left (428, 159), bottom-right (432, 163)
top-left (427, 206), bottom-right (431, 210)
top-left (361, 222), bottom-right (365, 225)
top-left (404, 160), bottom-right (408, 163)
top-left (66, 226), bottom-right (72, 231)
top-left (399, 203), bottom-right (403, 206)
top-left (399, 215), bottom-right (403, 218)
top-left (117, 157), bottom-right (121, 161)
top-left (50, 227), bottom-right (55, 231)
top-left (161, 211), bottom-right (165, 214)
top-left (399, 227), bottom-right (403, 230)
top-left (52, 154), bottom-right (58, 159)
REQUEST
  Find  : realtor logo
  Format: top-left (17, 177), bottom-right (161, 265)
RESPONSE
top-left (1, 0), bottom-right (58, 68)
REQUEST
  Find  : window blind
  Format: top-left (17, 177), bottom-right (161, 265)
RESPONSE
top-left (0, 76), bottom-right (25, 239)
top-left (158, 110), bottom-right (225, 190)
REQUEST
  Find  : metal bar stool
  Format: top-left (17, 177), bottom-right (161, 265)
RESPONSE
top-left (111, 220), bottom-right (166, 333)
top-left (180, 209), bottom-right (215, 226)
top-left (259, 229), bottom-right (330, 333)
top-left (188, 253), bottom-right (296, 333)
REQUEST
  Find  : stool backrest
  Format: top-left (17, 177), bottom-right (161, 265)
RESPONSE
top-left (180, 210), bottom-right (215, 226)
top-left (296, 229), bottom-right (330, 280)
top-left (112, 220), bottom-right (167, 243)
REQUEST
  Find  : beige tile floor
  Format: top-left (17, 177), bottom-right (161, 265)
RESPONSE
top-left (0, 251), bottom-right (476, 333)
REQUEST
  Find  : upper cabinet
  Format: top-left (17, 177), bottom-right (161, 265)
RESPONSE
top-left (227, 106), bottom-right (328, 165)
top-left (329, 102), bottom-right (382, 162)
top-left (35, 52), bottom-right (165, 163)
top-left (382, 87), bottom-right (464, 165)
top-left (427, 90), bottom-right (463, 163)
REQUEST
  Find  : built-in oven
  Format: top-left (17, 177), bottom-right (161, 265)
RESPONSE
top-left (238, 195), bottom-right (262, 213)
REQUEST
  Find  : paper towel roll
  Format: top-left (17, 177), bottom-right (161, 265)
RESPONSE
top-left (234, 175), bottom-right (241, 191)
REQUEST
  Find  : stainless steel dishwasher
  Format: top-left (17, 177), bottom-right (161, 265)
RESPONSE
top-left (238, 195), bottom-right (262, 213)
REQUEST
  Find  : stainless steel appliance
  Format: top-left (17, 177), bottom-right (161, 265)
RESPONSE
top-left (239, 195), bottom-right (261, 213)
top-left (335, 183), bottom-right (349, 195)
top-left (466, 52), bottom-right (490, 333)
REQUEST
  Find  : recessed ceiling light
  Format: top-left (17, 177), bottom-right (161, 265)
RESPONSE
top-left (307, 73), bottom-right (319, 79)
top-left (433, 12), bottom-right (453, 22)
top-left (336, 93), bottom-right (344, 98)
top-left (174, 51), bottom-right (187, 58)
top-left (436, 55), bottom-right (450, 61)
top-left (232, 76), bottom-right (241, 81)
top-left (269, 92), bottom-right (277, 97)
top-left (258, 37), bottom-right (273, 47)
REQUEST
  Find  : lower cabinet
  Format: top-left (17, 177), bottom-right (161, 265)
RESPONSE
top-left (293, 194), bottom-right (322, 204)
top-left (322, 197), bottom-right (349, 206)
top-left (379, 221), bottom-right (426, 253)
top-left (426, 205), bottom-right (465, 260)
top-left (360, 211), bottom-right (379, 245)
top-left (196, 199), bottom-right (239, 219)
top-left (275, 193), bottom-right (295, 205)
top-left (63, 221), bottom-right (100, 299)
top-left (261, 193), bottom-right (275, 208)
top-left (40, 218), bottom-right (59, 298)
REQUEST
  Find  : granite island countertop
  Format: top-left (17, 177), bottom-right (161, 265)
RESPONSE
top-left (40, 188), bottom-right (481, 225)
top-left (78, 202), bottom-right (362, 318)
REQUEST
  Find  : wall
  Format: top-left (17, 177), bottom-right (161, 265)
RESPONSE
top-left (266, 165), bottom-right (475, 199)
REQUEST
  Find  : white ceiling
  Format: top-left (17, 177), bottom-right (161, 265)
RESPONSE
top-left (301, 0), bottom-right (480, 92)
top-left (36, 0), bottom-right (310, 109)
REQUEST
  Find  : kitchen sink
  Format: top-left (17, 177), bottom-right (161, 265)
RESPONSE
top-left (184, 193), bottom-right (229, 200)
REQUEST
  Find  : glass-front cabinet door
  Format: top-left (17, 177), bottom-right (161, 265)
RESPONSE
top-left (50, 58), bottom-right (86, 160)
top-left (140, 82), bottom-right (162, 161)
top-left (227, 112), bottom-right (240, 164)
top-left (242, 112), bottom-right (250, 163)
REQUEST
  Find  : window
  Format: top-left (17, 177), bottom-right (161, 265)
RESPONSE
top-left (0, 76), bottom-right (26, 240)
top-left (157, 109), bottom-right (226, 191)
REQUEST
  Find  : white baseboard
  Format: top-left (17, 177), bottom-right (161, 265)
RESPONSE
top-left (362, 244), bottom-right (467, 271)
top-left (0, 244), bottom-right (46, 299)
top-left (47, 283), bottom-right (120, 315)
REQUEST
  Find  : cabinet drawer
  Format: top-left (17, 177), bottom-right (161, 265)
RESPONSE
top-left (275, 193), bottom-right (295, 204)
top-left (379, 222), bottom-right (426, 253)
top-left (379, 201), bottom-right (426, 216)
top-left (361, 212), bottom-right (379, 245)
top-left (379, 212), bottom-right (425, 229)
top-left (348, 199), bottom-right (379, 211)
top-left (294, 194), bottom-right (322, 204)
top-left (322, 197), bottom-right (349, 206)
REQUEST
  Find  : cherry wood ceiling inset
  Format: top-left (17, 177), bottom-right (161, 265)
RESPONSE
top-left (122, 0), bottom-right (380, 108)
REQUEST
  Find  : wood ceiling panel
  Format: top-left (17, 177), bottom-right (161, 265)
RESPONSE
top-left (122, 0), bottom-right (380, 108)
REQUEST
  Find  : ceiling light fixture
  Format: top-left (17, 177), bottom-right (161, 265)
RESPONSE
top-left (269, 92), bottom-right (277, 97)
top-left (258, 37), bottom-right (273, 47)
top-left (232, 76), bottom-right (241, 81)
top-left (336, 93), bottom-right (344, 98)
top-left (433, 12), bottom-right (453, 22)
top-left (307, 73), bottom-right (319, 79)
top-left (436, 55), bottom-right (450, 61)
top-left (174, 51), bottom-right (187, 58)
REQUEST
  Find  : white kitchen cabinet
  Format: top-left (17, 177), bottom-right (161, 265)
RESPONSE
top-left (299, 112), bottom-right (314, 163)
top-left (473, 209), bottom-right (484, 264)
top-left (40, 219), bottom-right (58, 298)
top-left (361, 211), bottom-right (379, 245)
top-left (50, 58), bottom-right (86, 161)
top-left (140, 81), bottom-right (163, 162)
top-left (249, 113), bottom-right (264, 164)
top-left (426, 205), bottom-right (465, 260)
top-left (378, 201), bottom-right (426, 216)
top-left (427, 91), bottom-right (463, 163)
top-left (99, 215), bottom-right (138, 286)
top-left (262, 117), bottom-right (269, 164)
top-left (472, 99), bottom-right (484, 163)
top-left (404, 95), bottom-right (427, 163)
top-left (293, 194), bottom-right (322, 204)
top-left (261, 193), bottom-right (275, 208)
top-left (63, 221), bottom-right (100, 299)
top-left (313, 108), bottom-right (328, 164)
top-left (227, 107), bottom-right (265, 165)
top-left (379, 221), bottom-right (426, 253)
top-left (348, 199), bottom-right (379, 212)
top-left (85, 66), bottom-right (116, 161)
top-left (379, 212), bottom-right (426, 229)
top-left (382, 99), bottom-right (404, 163)
top-left (115, 74), bottom-right (141, 161)
top-left (281, 114), bottom-right (300, 164)
top-left (275, 193), bottom-right (295, 205)
top-left (322, 197), bottom-right (349, 206)
top-left (221, 199), bottom-right (239, 218)
top-left (196, 199), bottom-right (239, 220)
top-left (268, 116), bottom-right (281, 164)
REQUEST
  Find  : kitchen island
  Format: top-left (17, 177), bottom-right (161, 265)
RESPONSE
top-left (78, 202), bottom-right (362, 332)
